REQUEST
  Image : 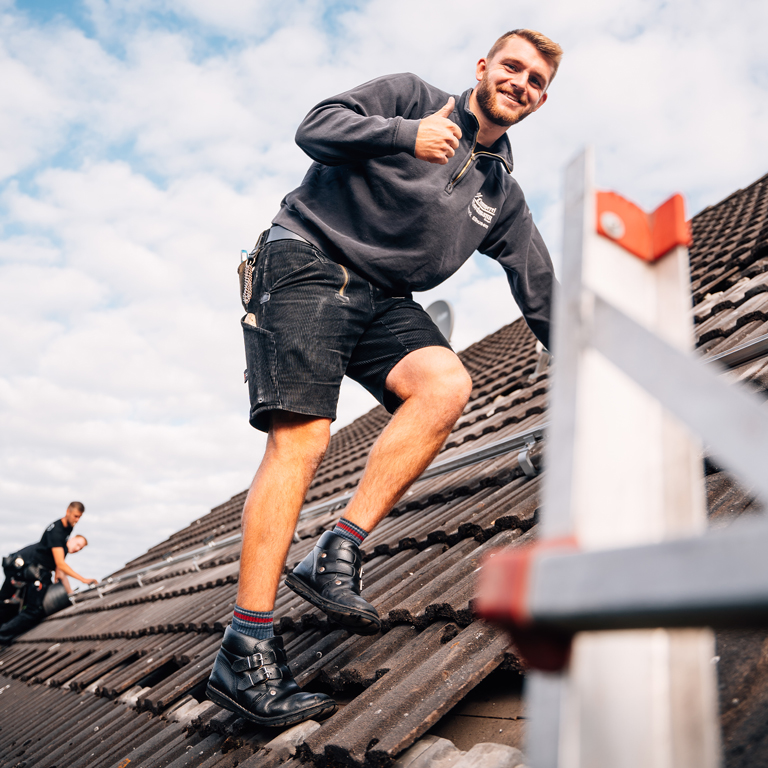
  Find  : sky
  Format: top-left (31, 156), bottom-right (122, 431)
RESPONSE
top-left (1, 0), bottom-right (767, 583)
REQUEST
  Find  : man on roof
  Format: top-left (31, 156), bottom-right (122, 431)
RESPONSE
top-left (0, 502), bottom-right (97, 644)
top-left (207, 29), bottom-right (562, 726)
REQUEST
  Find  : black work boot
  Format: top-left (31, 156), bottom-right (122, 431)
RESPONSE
top-left (206, 628), bottom-right (336, 726)
top-left (285, 530), bottom-right (381, 635)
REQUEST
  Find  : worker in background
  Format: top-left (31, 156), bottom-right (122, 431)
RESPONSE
top-left (53, 534), bottom-right (90, 593)
top-left (0, 501), bottom-right (97, 644)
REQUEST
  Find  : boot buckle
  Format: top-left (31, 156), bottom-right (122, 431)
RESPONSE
top-left (238, 664), bottom-right (281, 690)
top-left (233, 651), bottom-right (274, 673)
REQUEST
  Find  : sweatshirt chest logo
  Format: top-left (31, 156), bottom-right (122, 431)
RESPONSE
top-left (469, 193), bottom-right (497, 230)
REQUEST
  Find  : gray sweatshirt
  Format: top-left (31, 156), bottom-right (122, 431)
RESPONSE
top-left (273, 73), bottom-right (555, 349)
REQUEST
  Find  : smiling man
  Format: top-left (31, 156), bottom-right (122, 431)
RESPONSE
top-left (207, 29), bottom-right (562, 727)
top-left (473, 33), bottom-right (552, 133)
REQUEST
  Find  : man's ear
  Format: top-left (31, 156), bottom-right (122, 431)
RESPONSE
top-left (532, 91), bottom-right (548, 112)
top-left (475, 57), bottom-right (487, 83)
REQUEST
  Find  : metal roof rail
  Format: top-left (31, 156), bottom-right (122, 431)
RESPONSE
top-left (707, 332), bottom-right (768, 369)
top-left (295, 422), bottom-right (547, 522)
top-left (83, 422), bottom-right (547, 590)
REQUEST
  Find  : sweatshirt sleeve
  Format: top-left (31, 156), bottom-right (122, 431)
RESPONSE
top-left (295, 74), bottom-right (437, 166)
top-left (480, 188), bottom-right (557, 351)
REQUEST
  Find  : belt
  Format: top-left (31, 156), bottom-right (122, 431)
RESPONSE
top-left (266, 225), bottom-right (311, 245)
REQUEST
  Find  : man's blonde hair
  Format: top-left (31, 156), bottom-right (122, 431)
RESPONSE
top-left (488, 29), bottom-right (563, 83)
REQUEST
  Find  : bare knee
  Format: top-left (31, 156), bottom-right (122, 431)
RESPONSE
top-left (434, 362), bottom-right (473, 418)
top-left (267, 412), bottom-right (331, 470)
top-left (387, 347), bottom-right (473, 423)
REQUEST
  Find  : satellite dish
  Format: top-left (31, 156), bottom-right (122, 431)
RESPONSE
top-left (426, 300), bottom-right (455, 342)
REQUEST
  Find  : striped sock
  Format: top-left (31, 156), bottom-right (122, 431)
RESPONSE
top-left (231, 605), bottom-right (274, 640)
top-left (333, 517), bottom-right (369, 547)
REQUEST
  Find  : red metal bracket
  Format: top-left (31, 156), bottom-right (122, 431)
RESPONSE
top-left (596, 191), bottom-right (691, 261)
top-left (476, 537), bottom-right (578, 672)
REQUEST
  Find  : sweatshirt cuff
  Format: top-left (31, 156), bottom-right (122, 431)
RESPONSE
top-left (393, 117), bottom-right (421, 155)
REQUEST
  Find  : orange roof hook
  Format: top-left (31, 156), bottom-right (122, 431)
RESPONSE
top-left (596, 191), bottom-right (691, 261)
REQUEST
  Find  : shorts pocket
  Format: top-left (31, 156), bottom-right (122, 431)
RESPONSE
top-left (242, 320), bottom-right (280, 425)
top-left (264, 243), bottom-right (326, 293)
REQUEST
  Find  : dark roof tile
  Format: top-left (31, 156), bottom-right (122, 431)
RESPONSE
top-left (299, 621), bottom-right (511, 768)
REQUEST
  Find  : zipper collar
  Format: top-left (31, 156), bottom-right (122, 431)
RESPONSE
top-left (457, 88), bottom-right (514, 174)
top-left (445, 89), bottom-right (514, 191)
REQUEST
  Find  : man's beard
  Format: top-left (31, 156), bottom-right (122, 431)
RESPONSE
top-left (475, 76), bottom-right (536, 129)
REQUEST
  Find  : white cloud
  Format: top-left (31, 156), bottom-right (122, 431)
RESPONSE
top-left (1, 159), bottom-right (265, 579)
top-left (0, 35), bottom-right (68, 180)
top-left (1, 0), bottom-right (767, 581)
top-left (81, 0), bottom-right (295, 40)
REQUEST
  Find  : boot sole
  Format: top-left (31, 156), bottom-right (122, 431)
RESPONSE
top-left (284, 573), bottom-right (381, 636)
top-left (206, 683), bottom-right (337, 727)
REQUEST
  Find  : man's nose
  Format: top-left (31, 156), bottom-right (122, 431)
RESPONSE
top-left (509, 72), bottom-right (527, 91)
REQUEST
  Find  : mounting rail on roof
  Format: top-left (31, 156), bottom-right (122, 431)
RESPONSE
top-left (707, 332), bottom-right (768, 369)
top-left (298, 422), bottom-right (547, 522)
top-left (80, 423), bottom-right (547, 592)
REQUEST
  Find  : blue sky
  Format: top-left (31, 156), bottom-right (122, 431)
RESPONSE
top-left (1, 0), bottom-right (767, 582)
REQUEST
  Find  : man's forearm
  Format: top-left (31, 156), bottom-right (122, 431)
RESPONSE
top-left (53, 560), bottom-right (89, 583)
top-left (296, 106), bottom-right (415, 165)
top-left (295, 75), bottom-right (422, 165)
top-left (55, 571), bottom-right (73, 594)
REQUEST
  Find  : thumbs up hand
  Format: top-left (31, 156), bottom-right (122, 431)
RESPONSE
top-left (415, 97), bottom-right (462, 165)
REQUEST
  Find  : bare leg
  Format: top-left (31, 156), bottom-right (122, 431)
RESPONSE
top-left (237, 412), bottom-right (331, 612)
top-left (343, 346), bottom-right (472, 532)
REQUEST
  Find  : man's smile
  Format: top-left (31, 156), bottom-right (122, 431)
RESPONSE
top-left (500, 90), bottom-right (525, 107)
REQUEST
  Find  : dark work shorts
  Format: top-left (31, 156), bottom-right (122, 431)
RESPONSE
top-left (242, 238), bottom-right (453, 433)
